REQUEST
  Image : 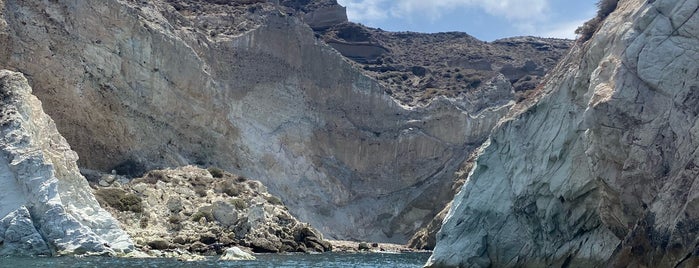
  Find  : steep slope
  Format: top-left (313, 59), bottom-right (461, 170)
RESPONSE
top-left (0, 70), bottom-right (133, 256)
top-left (0, 0), bottom-right (513, 243)
top-left (427, 0), bottom-right (699, 266)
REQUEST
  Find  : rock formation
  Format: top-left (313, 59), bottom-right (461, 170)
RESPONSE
top-left (220, 246), bottom-right (255, 261)
top-left (317, 26), bottom-right (572, 106)
top-left (0, 70), bottom-right (133, 256)
top-left (0, 0), bottom-right (568, 244)
top-left (95, 165), bottom-right (331, 256)
top-left (427, 0), bottom-right (699, 266)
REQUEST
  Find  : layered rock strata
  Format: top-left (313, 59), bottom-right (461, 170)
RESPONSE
top-left (0, 0), bottom-right (515, 242)
top-left (0, 70), bottom-right (133, 256)
top-left (95, 166), bottom-right (331, 256)
top-left (427, 0), bottom-right (699, 266)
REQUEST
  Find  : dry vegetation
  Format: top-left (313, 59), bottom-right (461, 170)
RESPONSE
top-left (576, 0), bottom-right (620, 41)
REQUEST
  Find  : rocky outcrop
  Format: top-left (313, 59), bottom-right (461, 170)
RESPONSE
top-left (427, 0), bottom-right (699, 266)
top-left (302, 4), bottom-right (347, 30)
top-left (318, 25), bottom-right (572, 106)
top-left (96, 166), bottom-right (331, 256)
top-left (0, 0), bottom-right (515, 243)
top-left (220, 246), bottom-right (255, 261)
top-left (0, 70), bottom-right (133, 256)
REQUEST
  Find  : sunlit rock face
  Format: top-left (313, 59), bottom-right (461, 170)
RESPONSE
top-left (0, 70), bottom-right (133, 256)
top-left (427, 0), bottom-right (699, 267)
top-left (0, 0), bottom-right (517, 242)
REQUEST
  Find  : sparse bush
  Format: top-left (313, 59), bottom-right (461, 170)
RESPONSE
top-left (168, 215), bottom-right (182, 224)
top-left (222, 182), bottom-right (241, 197)
top-left (140, 216), bottom-right (149, 228)
top-left (265, 195), bottom-right (284, 206)
top-left (230, 198), bottom-right (247, 210)
top-left (94, 188), bottom-right (143, 213)
top-left (194, 186), bottom-right (208, 197)
top-left (111, 159), bottom-right (147, 178)
top-left (191, 209), bottom-right (215, 222)
top-left (576, 0), bottom-right (619, 41)
top-left (207, 167), bottom-right (225, 178)
top-left (133, 170), bottom-right (169, 184)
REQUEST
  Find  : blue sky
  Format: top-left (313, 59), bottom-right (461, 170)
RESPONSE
top-left (336, 0), bottom-right (598, 41)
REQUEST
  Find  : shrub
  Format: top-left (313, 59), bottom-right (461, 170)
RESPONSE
top-left (222, 182), bottom-right (241, 197)
top-left (94, 188), bottom-right (143, 213)
top-left (139, 216), bottom-right (149, 228)
top-left (230, 198), bottom-right (247, 210)
top-left (191, 206), bottom-right (215, 222)
top-left (191, 210), bottom-right (215, 222)
top-left (194, 186), bottom-right (208, 197)
top-left (207, 167), bottom-right (225, 178)
top-left (576, 0), bottom-right (619, 41)
top-left (265, 195), bottom-right (284, 206)
top-left (168, 215), bottom-right (182, 224)
top-left (133, 170), bottom-right (169, 184)
top-left (111, 159), bottom-right (147, 178)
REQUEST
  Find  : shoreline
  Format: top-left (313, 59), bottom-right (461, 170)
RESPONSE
top-left (328, 240), bottom-right (431, 253)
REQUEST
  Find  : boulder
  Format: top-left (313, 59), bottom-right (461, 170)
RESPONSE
top-left (219, 247), bottom-right (255, 261)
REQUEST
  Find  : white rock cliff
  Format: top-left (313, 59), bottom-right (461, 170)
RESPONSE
top-left (0, 70), bottom-right (133, 256)
top-left (427, 0), bottom-right (699, 267)
top-left (0, 0), bottom-right (512, 242)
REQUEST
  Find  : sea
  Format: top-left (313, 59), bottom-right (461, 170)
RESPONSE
top-left (0, 252), bottom-right (431, 268)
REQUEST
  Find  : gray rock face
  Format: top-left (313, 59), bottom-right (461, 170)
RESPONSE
top-left (0, 70), bottom-right (133, 256)
top-left (427, 0), bottom-right (699, 266)
top-left (0, 0), bottom-right (512, 242)
top-left (303, 4), bottom-right (347, 30)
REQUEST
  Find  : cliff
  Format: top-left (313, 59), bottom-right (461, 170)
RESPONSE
top-left (0, 70), bottom-right (133, 256)
top-left (427, 0), bottom-right (699, 266)
top-left (0, 0), bottom-right (553, 244)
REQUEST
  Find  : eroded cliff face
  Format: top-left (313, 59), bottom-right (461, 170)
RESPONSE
top-left (0, 70), bottom-right (133, 256)
top-left (0, 0), bottom-right (514, 242)
top-left (427, 0), bottom-right (699, 266)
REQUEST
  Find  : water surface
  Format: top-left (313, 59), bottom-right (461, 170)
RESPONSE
top-left (0, 252), bottom-right (431, 268)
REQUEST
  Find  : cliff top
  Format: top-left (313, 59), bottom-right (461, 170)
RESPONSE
top-left (157, 0), bottom-right (572, 107)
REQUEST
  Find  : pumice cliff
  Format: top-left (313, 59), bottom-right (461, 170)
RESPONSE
top-left (427, 0), bottom-right (699, 267)
top-left (0, 0), bottom-right (568, 244)
top-left (0, 70), bottom-right (133, 256)
top-left (0, 0), bottom-right (511, 243)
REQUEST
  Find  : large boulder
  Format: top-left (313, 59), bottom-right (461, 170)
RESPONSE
top-left (220, 246), bottom-right (255, 261)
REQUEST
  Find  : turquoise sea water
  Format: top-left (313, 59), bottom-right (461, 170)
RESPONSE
top-left (0, 252), bottom-right (431, 268)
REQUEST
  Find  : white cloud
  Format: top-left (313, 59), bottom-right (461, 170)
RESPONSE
top-left (337, 0), bottom-right (594, 40)
top-left (337, 0), bottom-right (389, 22)
top-left (338, 0), bottom-right (550, 22)
top-left (535, 18), bottom-right (588, 39)
top-left (392, 0), bottom-right (549, 21)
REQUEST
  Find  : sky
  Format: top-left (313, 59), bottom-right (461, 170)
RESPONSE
top-left (335, 0), bottom-right (599, 41)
